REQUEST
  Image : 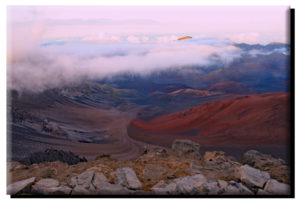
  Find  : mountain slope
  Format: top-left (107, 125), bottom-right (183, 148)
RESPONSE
top-left (128, 92), bottom-right (290, 148)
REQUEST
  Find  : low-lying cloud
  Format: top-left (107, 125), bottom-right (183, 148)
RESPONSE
top-left (8, 35), bottom-right (243, 93)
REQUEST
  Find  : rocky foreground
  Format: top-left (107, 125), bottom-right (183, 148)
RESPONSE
top-left (7, 139), bottom-right (290, 196)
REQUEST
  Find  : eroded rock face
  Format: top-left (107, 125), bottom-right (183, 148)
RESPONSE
top-left (114, 167), bottom-right (142, 190)
top-left (242, 150), bottom-right (290, 184)
top-left (7, 177), bottom-right (35, 195)
top-left (264, 179), bottom-right (290, 195)
top-left (238, 165), bottom-right (270, 190)
top-left (171, 139), bottom-right (201, 159)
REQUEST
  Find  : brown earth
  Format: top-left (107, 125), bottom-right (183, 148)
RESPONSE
top-left (128, 92), bottom-right (290, 158)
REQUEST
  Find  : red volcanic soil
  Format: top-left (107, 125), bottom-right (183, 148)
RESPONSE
top-left (128, 92), bottom-right (290, 148)
top-left (208, 81), bottom-right (250, 94)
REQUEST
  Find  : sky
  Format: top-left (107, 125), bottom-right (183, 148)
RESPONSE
top-left (7, 6), bottom-right (290, 92)
top-left (8, 6), bottom-right (289, 44)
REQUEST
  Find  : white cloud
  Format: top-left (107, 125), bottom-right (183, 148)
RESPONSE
top-left (226, 32), bottom-right (260, 44)
top-left (126, 35), bottom-right (140, 43)
top-left (7, 37), bottom-right (243, 92)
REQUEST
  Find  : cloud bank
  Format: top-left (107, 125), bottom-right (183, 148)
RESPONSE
top-left (7, 34), bottom-right (243, 92)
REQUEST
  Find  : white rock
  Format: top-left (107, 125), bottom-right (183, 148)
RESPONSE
top-left (217, 180), bottom-right (228, 191)
top-left (238, 165), bottom-right (270, 189)
top-left (115, 167), bottom-right (142, 190)
top-left (174, 174), bottom-right (207, 195)
top-left (223, 181), bottom-right (254, 195)
top-left (7, 177), bottom-right (35, 195)
top-left (71, 185), bottom-right (91, 195)
top-left (152, 174), bottom-right (207, 195)
top-left (98, 183), bottom-right (133, 195)
top-left (92, 172), bottom-right (109, 190)
top-left (264, 179), bottom-right (290, 195)
top-left (200, 180), bottom-right (223, 195)
top-left (256, 189), bottom-right (272, 195)
top-left (76, 170), bottom-right (95, 189)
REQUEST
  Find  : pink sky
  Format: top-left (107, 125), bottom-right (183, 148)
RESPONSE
top-left (7, 6), bottom-right (289, 44)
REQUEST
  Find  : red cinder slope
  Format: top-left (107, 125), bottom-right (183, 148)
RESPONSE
top-left (208, 81), bottom-right (250, 94)
top-left (128, 92), bottom-right (290, 147)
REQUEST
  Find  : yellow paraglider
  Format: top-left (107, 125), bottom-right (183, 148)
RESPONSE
top-left (177, 36), bottom-right (192, 41)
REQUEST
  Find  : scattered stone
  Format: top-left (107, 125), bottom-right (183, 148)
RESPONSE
top-left (242, 150), bottom-right (290, 184)
top-left (200, 180), bottom-right (223, 195)
top-left (243, 150), bottom-right (286, 167)
top-left (223, 181), bottom-right (254, 195)
top-left (19, 149), bottom-right (87, 165)
top-left (71, 185), bottom-right (91, 195)
top-left (92, 172), bottom-right (109, 190)
top-left (217, 180), bottom-right (228, 191)
top-left (174, 174), bottom-right (207, 195)
top-left (238, 165), bottom-right (270, 189)
top-left (197, 151), bottom-right (241, 181)
top-left (142, 164), bottom-right (169, 183)
top-left (264, 179), bottom-right (290, 195)
top-left (7, 177), bottom-right (35, 195)
top-left (256, 189), bottom-right (272, 195)
top-left (142, 146), bottom-right (168, 158)
top-left (76, 170), bottom-right (95, 190)
top-left (97, 183), bottom-right (132, 195)
top-left (152, 181), bottom-right (178, 195)
top-left (32, 178), bottom-right (71, 195)
top-left (171, 139), bottom-right (201, 159)
top-left (115, 167), bottom-right (142, 190)
top-left (68, 170), bottom-right (111, 195)
top-left (152, 174), bottom-right (207, 195)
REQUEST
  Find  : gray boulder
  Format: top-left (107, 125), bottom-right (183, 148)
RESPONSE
top-left (92, 172), bottom-right (110, 189)
top-left (223, 181), bottom-right (254, 195)
top-left (174, 174), bottom-right (207, 195)
top-left (71, 185), bottom-right (92, 195)
top-left (69, 170), bottom-right (110, 195)
top-left (98, 183), bottom-right (133, 195)
top-left (76, 170), bottom-right (95, 189)
top-left (152, 174), bottom-right (207, 195)
top-left (238, 165), bottom-right (270, 189)
top-left (217, 180), bottom-right (228, 191)
top-left (264, 179), bottom-right (290, 195)
top-left (7, 177), bottom-right (35, 195)
top-left (114, 167), bottom-right (142, 190)
top-left (243, 150), bottom-right (286, 167)
top-left (242, 150), bottom-right (289, 184)
top-left (31, 178), bottom-right (72, 195)
top-left (199, 180), bottom-right (223, 195)
top-left (256, 189), bottom-right (272, 195)
top-left (152, 181), bottom-right (178, 195)
top-left (171, 139), bottom-right (201, 159)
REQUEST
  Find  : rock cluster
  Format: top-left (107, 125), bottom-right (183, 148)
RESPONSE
top-left (172, 139), bottom-right (201, 159)
top-left (7, 139), bottom-right (291, 196)
top-left (19, 149), bottom-right (87, 165)
top-left (242, 150), bottom-right (290, 184)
